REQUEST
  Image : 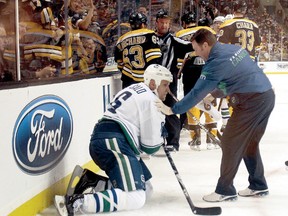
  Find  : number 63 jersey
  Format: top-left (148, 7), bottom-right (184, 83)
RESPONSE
top-left (102, 83), bottom-right (165, 155)
top-left (114, 28), bottom-right (162, 86)
top-left (218, 18), bottom-right (261, 59)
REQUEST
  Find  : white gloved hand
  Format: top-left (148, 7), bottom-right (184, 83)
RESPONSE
top-left (202, 93), bottom-right (215, 104)
top-left (195, 100), bottom-right (221, 121)
top-left (155, 99), bottom-right (174, 115)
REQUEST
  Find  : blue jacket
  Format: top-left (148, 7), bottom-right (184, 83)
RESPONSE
top-left (172, 42), bottom-right (272, 114)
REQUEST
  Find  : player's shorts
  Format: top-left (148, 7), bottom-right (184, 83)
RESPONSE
top-left (89, 120), bottom-right (152, 192)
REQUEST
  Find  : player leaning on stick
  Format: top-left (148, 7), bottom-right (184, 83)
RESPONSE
top-left (54, 64), bottom-right (172, 215)
top-left (176, 11), bottom-right (220, 151)
top-left (156, 29), bottom-right (275, 202)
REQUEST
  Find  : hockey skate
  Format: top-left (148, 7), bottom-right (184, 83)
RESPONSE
top-left (203, 192), bottom-right (237, 202)
top-left (206, 135), bottom-right (220, 150)
top-left (238, 188), bottom-right (269, 197)
top-left (54, 194), bottom-right (84, 216)
top-left (220, 124), bottom-right (226, 133)
top-left (188, 137), bottom-right (201, 151)
top-left (67, 165), bottom-right (108, 196)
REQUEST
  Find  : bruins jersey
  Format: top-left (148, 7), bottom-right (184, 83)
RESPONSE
top-left (176, 26), bottom-right (215, 95)
top-left (176, 26), bottom-right (216, 42)
top-left (72, 29), bottom-right (107, 74)
top-left (218, 18), bottom-right (261, 58)
top-left (114, 28), bottom-right (162, 87)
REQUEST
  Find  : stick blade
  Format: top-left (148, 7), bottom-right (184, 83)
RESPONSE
top-left (193, 206), bottom-right (222, 215)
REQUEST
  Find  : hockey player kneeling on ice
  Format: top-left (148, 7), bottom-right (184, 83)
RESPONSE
top-left (54, 64), bottom-right (173, 215)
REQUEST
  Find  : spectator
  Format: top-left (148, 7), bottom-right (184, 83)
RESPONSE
top-left (67, 0), bottom-right (95, 30)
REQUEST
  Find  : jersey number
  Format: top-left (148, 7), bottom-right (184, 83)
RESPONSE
top-left (235, 29), bottom-right (255, 52)
top-left (123, 45), bottom-right (145, 69)
top-left (108, 91), bottom-right (132, 113)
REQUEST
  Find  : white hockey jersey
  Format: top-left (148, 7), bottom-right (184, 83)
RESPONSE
top-left (103, 83), bottom-right (165, 155)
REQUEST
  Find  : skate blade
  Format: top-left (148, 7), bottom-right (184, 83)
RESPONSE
top-left (54, 195), bottom-right (68, 216)
top-left (66, 165), bottom-right (84, 196)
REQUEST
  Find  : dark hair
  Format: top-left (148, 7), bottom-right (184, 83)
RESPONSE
top-left (190, 29), bottom-right (217, 46)
top-left (181, 11), bottom-right (196, 24)
top-left (156, 9), bottom-right (170, 20)
top-left (129, 12), bottom-right (147, 30)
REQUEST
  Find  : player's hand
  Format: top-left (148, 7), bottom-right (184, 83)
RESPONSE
top-left (203, 93), bottom-right (215, 104)
top-left (155, 99), bottom-right (174, 115)
top-left (195, 100), bottom-right (221, 121)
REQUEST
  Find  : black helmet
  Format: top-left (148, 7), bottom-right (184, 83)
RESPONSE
top-left (233, 1), bottom-right (247, 14)
top-left (198, 17), bottom-right (210, 26)
top-left (181, 11), bottom-right (196, 24)
top-left (156, 9), bottom-right (170, 20)
top-left (129, 12), bottom-right (147, 30)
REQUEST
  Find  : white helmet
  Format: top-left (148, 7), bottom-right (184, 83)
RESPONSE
top-left (213, 16), bottom-right (225, 23)
top-left (224, 14), bottom-right (234, 21)
top-left (144, 64), bottom-right (173, 88)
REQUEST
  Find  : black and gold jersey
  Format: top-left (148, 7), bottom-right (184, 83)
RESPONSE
top-left (176, 26), bottom-right (216, 42)
top-left (114, 28), bottom-right (161, 87)
top-left (218, 18), bottom-right (261, 58)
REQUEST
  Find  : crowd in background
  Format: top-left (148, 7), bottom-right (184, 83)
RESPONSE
top-left (0, 0), bottom-right (288, 83)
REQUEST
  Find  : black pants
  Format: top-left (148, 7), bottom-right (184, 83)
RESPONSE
top-left (215, 89), bottom-right (275, 195)
top-left (164, 92), bottom-right (181, 150)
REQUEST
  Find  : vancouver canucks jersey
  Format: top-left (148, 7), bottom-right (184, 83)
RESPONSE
top-left (103, 83), bottom-right (165, 155)
top-left (218, 18), bottom-right (261, 58)
top-left (114, 29), bottom-right (162, 86)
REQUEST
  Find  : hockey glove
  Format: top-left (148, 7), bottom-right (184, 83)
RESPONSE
top-left (202, 93), bottom-right (215, 104)
top-left (195, 100), bottom-right (221, 121)
top-left (155, 99), bottom-right (174, 115)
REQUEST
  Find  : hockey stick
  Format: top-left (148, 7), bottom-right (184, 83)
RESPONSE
top-left (163, 146), bottom-right (222, 215)
top-left (168, 91), bottom-right (222, 147)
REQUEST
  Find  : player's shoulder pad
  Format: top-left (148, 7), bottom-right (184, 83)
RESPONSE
top-left (220, 18), bottom-right (259, 29)
top-left (174, 36), bottom-right (191, 44)
top-left (198, 26), bottom-right (216, 35)
top-left (117, 28), bottom-right (157, 43)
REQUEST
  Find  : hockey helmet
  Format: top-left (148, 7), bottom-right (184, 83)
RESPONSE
top-left (129, 12), bottom-right (147, 30)
top-left (156, 9), bottom-right (170, 20)
top-left (198, 17), bottom-right (210, 26)
top-left (213, 16), bottom-right (225, 24)
top-left (144, 64), bottom-right (173, 88)
top-left (181, 11), bottom-right (196, 25)
top-left (233, 1), bottom-right (247, 14)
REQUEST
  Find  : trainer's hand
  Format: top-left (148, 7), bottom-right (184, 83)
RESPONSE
top-left (155, 99), bottom-right (174, 115)
top-left (203, 93), bottom-right (215, 104)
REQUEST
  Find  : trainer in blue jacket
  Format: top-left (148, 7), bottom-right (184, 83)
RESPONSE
top-left (156, 28), bottom-right (275, 202)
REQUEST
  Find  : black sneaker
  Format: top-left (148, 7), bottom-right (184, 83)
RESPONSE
top-left (74, 169), bottom-right (108, 194)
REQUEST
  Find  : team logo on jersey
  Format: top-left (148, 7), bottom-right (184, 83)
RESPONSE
top-left (218, 29), bottom-right (224, 37)
top-left (12, 95), bottom-right (73, 175)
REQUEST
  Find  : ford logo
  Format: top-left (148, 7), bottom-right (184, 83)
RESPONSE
top-left (12, 95), bottom-right (73, 175)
